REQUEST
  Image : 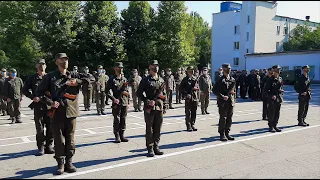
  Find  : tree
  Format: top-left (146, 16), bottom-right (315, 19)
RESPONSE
top-left (121, 1), bottom-right (156, 72)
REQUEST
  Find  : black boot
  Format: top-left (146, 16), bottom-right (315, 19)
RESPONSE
top-left (303, 118), bottom-right (309, 126)
top-left (97, 111), bottom-right (101, 115)
top-left (274, 126), bottom-right (282, 132)
top-left (114, 133), bottom-right (121, 143)
top-left (186, 125), bottom-right (193, 132)
top-left (225, 130), bottom-right (235, 140)
top-left (298, 119), bottom-right (307, 127)
top-left (15, 118), bottom-right (22, 123)
top-left (55, 158), bottom-right (65, 175)
top-left (119, 131), bottom-right (129, 142)
top-left (191, 125), bottom-right (198, 131)
top-left (269, 127), bottom-right (276, 132)
top-left (65, 157), bottom-right (77, 173)
top-left (153, 145), bottom-right (164, 155)
top-left (45, 145), bottom-right (55, 154)
top-left (147, 146), bottom-right (154, 157)
top-left (38, 145), bottom-right (45, 156)
top-left (205, 108), bottom-right (210, 114)
top-left (220, 133), bottom-right (228, 141)
top-left (10, 117), bottom-right (16, 124)
top-left (202, 109), bottom-right (206, 115)
top-left (101, 111), bottom-right (106, 115)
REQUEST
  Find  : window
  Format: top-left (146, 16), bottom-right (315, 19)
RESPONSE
top-left (234, 25), bottom-right (240, 34)
top-left (247, 15), bottom-right (250, 24)
top-left (233, 58), bottom-right (239, 66)
top-left (234, 42), bottom-right (239, 50)
top-left (246, 49), bottom-right (249, 53)
top-left (282, 66), bottom-right (289, 72)
top-left (276, 42), bottom-right (280, 51)
top-left (276, 26), bottom-right (280, 35)
top-left (246, 32), bottom-right (249, 41)
top-left (284, 27), bottom-right (288, 35)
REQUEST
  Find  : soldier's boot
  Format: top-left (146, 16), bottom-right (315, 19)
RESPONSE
top-left (55, 158), bottom-right (65, 175)
top-left (119, 131), bottom-right (129, 142)
top-left (205, 108), bottom-right (210, 114)
top-left (101, 111), bottom-right (107, 115)
top-left (153, 145), bottom-right (164, 156)
top-left (134, 109), bottom-right (139, 112)
top-left (15, 118), bottom-right (22, 123)
top-left (303, 118), bottom-right (309, 126)
top-left (38, 145), bottom-right (45, 156)
top-left (269, 127), bottom-right (276, 133)
top-left (147, 146), bottom-right (154, 157)
top-left (191, 125), bottom-right (198, 131)
top-left (298, 119), bottom-right (307, 127)
top-left (220, 133), bottom-right (228, 142)
top-left (169, 104), bottom-right (174, 109)
top-left (114, 133), bottom-right (121, 143)
top-left (273, 126), bottom-right (282, 132)
top-left (97, 111), bottom-right (101, 115)
top-left (201, 108), bottom-right (206, 115)
top-left (87, 107), bottom-right (90, 111)
top-left (225, 130), bottom-right (235, 141)
top-left (45, 145), bottom-right (55, 154)
top-left (65, 157), bottom-right (77, 173)
top-left (10, 117), bottom-right (16, 124)
top-left (186, 124), bottom-right (192, 132)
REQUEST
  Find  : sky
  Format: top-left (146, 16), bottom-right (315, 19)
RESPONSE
top-left (114, 1), bottom-right (320, 27)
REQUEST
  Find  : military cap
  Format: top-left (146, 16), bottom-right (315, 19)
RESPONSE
top-left (97, 65), bottom-right (103, 69)
top-left (37, 59), bottom-right (46, 64)
top-left (93, 70), bottom-right (97, 74)
top-left (302, 65), bottom-right (310, 69)
top-left (267, 68), bottom-right (272, 71)
top-left (10, 68), bottom-right (17, 73)
top-left (161, 70), bottom-right (165, 72)
top-left (55, 53), bottom-right (69, 60)
top-left (150, 60), bottom-right (159, 65)
top-left (132, 69), bottom-right (138, 73)
top-left (203, 67), bottom-right (208, 71)
top-left (187, 66), bottom-right (194, 70)
top-left (272, 65), bottom-right (281, 69)
top-left (166, 68), bottom-right (172, 71)
top-left (84, 66), bottom-right (89, 70)
top-left (114, 62), bottom-right (123, 68)
top-left (1, 68), bottom-right (6, 72)
top-left (222, 63), bottom-right (231, 69)
top-left (255, 69), bottom-right (259, 72)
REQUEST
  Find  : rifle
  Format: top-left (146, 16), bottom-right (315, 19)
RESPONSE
top-left (112, 81), bottom-right (129, 108)
top-left (47, 78), bottom-right (70, 118)
top-left (146, 82), bottom-right (166, 114)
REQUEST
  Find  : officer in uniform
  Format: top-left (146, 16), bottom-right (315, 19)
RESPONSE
top-left (164, 68), bottom-right (175, 109)
top-left (129, 69), bottom-right (142, 112)
top-left (0, 68), bottom-right (8, 116)
top-left (263, 65), bottom-right (284, 133)
top-left (36, 53), bottom-right (81, 175)
top-left (72, 66), bottom-right (79, 76)
top-left (199, 67), bottom-right (212, 115)
top-left (174, 68), bottom-right (183, 104)
top-left (23, 59), bottom-right (54, 155)
top-left (80, 66), bottom-right (95, 111)
top-left (106, 62), bottom-right (130, 143)
top-left (136, 60), bottom-right (168, 157)
top-left (143, 69), bottom-right (149, 79)
top-left (247, 69), bottom-right (255, 99)
top-left (4, 68), bottom-right (24, 123)
top-left (103, 69), bottom-right (110, 105)
top-left (160, 69), bottom-right (165, 79)
top-left (179, 66), bottom-right (199, 131)
top-left (253, 69), bottom-right (261, 101)
top-left (296, 65), bottom-right (311, 127)
top-left (239, 70), bottom-right (248, 99)
top-left (94, 65), bottom-right (108, 115)
top-left (261, 68), bottom-right (273, 120)
top-left (214, 68), bottom-right (223, 83)
top-left (212, 63), bottom-right (236, 141)
top-left (92, 70), bottom-right (98, 103)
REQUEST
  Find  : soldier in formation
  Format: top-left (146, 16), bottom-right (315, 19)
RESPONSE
top-left (164, 68), bottom-right (175, 109)
top-left (261, 68), bottom-right (273, 120)
top-left (174, 67), bottom-right (184, 104)
top-left (136, 60), bottom-right (167, 157)
top-left (199, 67), bottom-right (212, 115)
top-left (103, 69), bottom-right (110, 105)
top-left (92, 70), bottom-right (97, 103)
top-left (94, 65), bottom-right (108, 115)
top-left (143, 69), bottom-right (149, 79)
top-left (80, 66), bottom-right (95, 111)
top-left (36, 53), bottom-right (81, 175)
top-left (106, 62), bottom-right (130, 143)
top-left (160, 69), bottom-right (165, 79)
top-left (129, 69), bottom-right (142, 112)
top-left (239, 70), bottom-right (248, 99)
top-left (0, 68), bottom-right (8, 116)
top-left (213, 63), bottom-right (236, 141)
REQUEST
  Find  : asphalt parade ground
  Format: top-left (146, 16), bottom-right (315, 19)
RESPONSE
top-left (0, 85), bottom-right (319, 179)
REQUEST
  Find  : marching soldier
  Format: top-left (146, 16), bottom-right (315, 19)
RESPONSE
top-left (261, 68), bottom-right (273, 120)
top-left (160, 69), bottom-right (165, 79)
top-left (22, 59), bottom-right (54, 155)
top-left (143, 69), bottom-right (149, 79)
top-left (71, 66), bottom-right (79, 76)
top-left (103, 69), bottom-right (110, 105)
top-left (180, 66), bottom-right (199, 131)
top-left (239, 70), bottom-right (248, 99)
top-left (214, 67), bottom-right (223, 83)
top-left (263, 65), bottom-right (284, 133)
top-left (174, 68), bottom-right (183, 104)
top-left (164, 68), bottom-right (175, 109)
top-left (295, 65), bottom-right (311, 127)
top-left (129, 69), bottom-right (142, 112)
top-left (106, 62), bottom-right (130, 143)
top-left (194, 69), bottom-right (200, 106)
top-left (36, 53), bottom-right (81, 175)
top-left (199, 67), bottom-right (212, 115)
top-left (94, 65), bottom-right (108, 115)
top-left (4, 68), bottom-right (24, 124)
top-left (136, 60), bottom-right (168, 157)
top-left (212, 63), bottom-right (236, 141)
top-left (0, 68), bottom-right (8, 116)
top-left (81, 66), bottom-right (95, 111)
top-left (92, 70), bottom-right (97, 103)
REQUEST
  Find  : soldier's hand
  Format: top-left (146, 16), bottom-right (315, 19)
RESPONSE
top-left (51, 101), bottom-right (60, 108)
top-left (33, 97), bottom-right (40, 103)
top-left (7, 98), bottom-right (11, 102)
top-left (301, 92), bottom-right (307, 96)
top-left (113, 99), bottom-right (120, 104)
top-left (223, 96), bottom-right (229, 101)
top-left (271, 95), bottom-right (276, 100)
top-left (148, 100), bottom-right (155, 107)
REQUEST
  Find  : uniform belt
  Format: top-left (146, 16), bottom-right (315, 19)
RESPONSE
top-left (63, 93), bottom-right (77, 100)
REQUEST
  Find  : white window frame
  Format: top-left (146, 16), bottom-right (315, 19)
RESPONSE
top-left (234, 42), bottom-right (239, 50)
top-left (276, 26), bottom-right (280, 35)
top-left (233, 57), bottom-right (239, 66)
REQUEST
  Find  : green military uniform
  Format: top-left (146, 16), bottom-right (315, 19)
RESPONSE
top-left (179, 66), bottom-right (199, 131)
top-left (263, 65), bottom-right (284, 133)
top-left (136, 60), bottom-right (168, 157)
top-left (80, 66), bottom-right (95, 111)
top-left (160, 70), bottom-right (165, 79)
top-left (295, 65), bottom-right (311, 127)
top-left (36, 53), bottom-right (81, 175)
top-left (213, 64), bottom-right (236, 141)
top-left (4, 68), bottom-right (24, 123)
top-left (128, 69), bottom-right (142, 112)
top-left (199, 67), bottom-right (212, 115)
top-left (106, 62), bottom-right (130, 143)
top-left (239, 70), bottom-right (248, 99)
top-left (92, 71), bottom-right (97, 103)
top-left (0, 68), bottom-right (8, 116)
top-left (23, 59), bottom-right (54, 155)
top-left (143, 69), bottom-right (149, 79)
top-left (261, 68), bottom-right (272, 120)
top-left (174, 68), bottom-right (184, 104)
top-left (164, 68), bottom-right (175, 109)
top-left (94, 65), bottom-right (108, 115)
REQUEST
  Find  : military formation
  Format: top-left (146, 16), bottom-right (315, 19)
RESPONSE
top-left (0, 52), bottom-right (314, 175)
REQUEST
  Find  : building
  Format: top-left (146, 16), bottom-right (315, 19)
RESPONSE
top-left (211, 1), bottom-right (319, 80)
top-left (245, 50), bottom-right (320, 82)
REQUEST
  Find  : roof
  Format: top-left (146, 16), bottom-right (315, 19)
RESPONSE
top-left (275, 15), bottom-right (320, 24)
top-left (245, 50), bottom-right (320, 57)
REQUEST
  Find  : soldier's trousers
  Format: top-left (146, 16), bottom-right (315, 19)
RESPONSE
top-left (34, 108), bottom-right (53, 149)
top-left (267, 102), bottom-right (281, 127)
top-left (131, 90), bottom-right (141, 110)
top-left (95, 91), bottom-right (106, 113)
top-left (52, 108), bottom-right (76, 159)
top-left (82, 90), bottom-right (92, 109)
top-left (8, 99), bottom-right (21, 119)
top-left (235, 82), bottom-right (239, 97)
top-left (0, 96), bottom-right (7, 115)
top-left (185, 100), bottom-right (198, 128)
top-left (144, 110), bottom-right (163, 148)
top-left (112, 105), bottom-right (127, 134)
top-left (240, 85), bottom-right (247, 98)
top-left (176, 84), bottom-right (182, 103)
top-left (218, 103), bottom-right (234, 134)
top-left (200, 92), bottom-right (210, 110)
top-left (262, 96), bottom-right (268, 119)
top-left (166, 89), bottom-right (173, 107)
top-left (297, 97), bottom-right (309, 121)
top-left (92, 87), bottom-right (96, 103)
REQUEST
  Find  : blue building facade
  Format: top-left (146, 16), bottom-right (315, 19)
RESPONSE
top-left (220, 1), bottom-right (242, 12)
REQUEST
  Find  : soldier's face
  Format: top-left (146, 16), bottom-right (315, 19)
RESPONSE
top-left (166, 70), bottom-right (171, 75)
top-left (187, 70), bottom-right (194, 76)
top-left (149, 65), bottom-right (159, 73)
top-left (268, 70), bottom-right (273, 75)
top-left (304, 68), bottom-right (310, 73)
top-left (223, 67), bottom-right (231, 74)
top-left (114, 67), bottom-right (123, 74)
top-left (1, 71), bottom-right (6, 77)
top-left (36, 63), bottom-right (46, 72)
top-left (56, 58), bottom-right (68, 69)
top-left (273, 68), bottom-right (281, 74)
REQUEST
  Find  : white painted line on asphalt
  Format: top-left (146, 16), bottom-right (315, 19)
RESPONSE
top-left (128, 114), bottom-right (144, 119)
top-left (49, 124), bottom-right (320, 179)
top-left (0, 124), bottom-right (11, 127)
top-left (82, 129), bottom-right (97, 135)
top-left (132, 123), bottom-right (145, 127)
top-left (21, 136), bottom-right (32, 143)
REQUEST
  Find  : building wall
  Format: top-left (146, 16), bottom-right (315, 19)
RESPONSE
top-left (245, 52), bottom-right (320, 81)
